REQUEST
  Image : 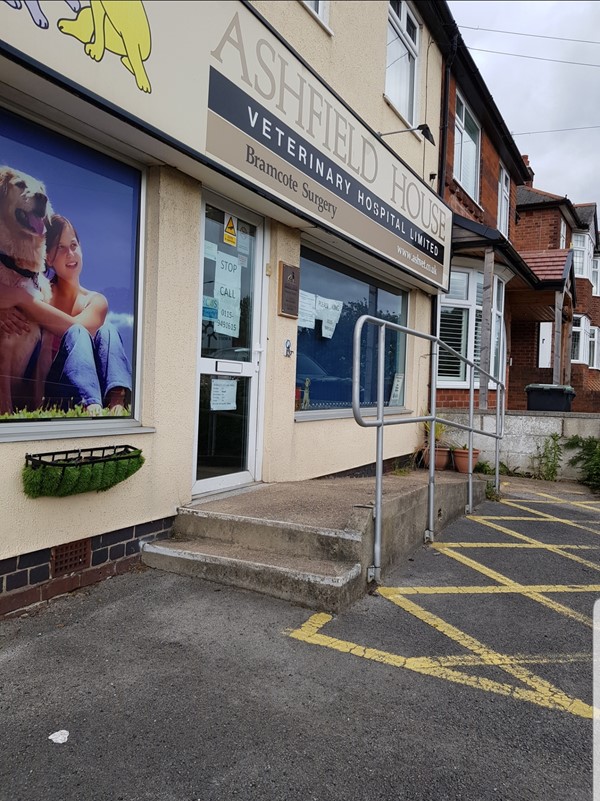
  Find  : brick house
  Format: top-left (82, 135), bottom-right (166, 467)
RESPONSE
top-left (511, 170), bottom-right (599, 412)
top-left (422, 6), bottom-right (541, 412)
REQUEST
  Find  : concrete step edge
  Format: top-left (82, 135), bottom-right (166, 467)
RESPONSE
top-left (175, 507), bottom-right (363, 541)
top-left (142, 541), bottom-right (362, 588)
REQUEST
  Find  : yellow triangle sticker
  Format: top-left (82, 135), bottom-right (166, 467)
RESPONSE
top-left (224, 215), bottom-right (237, 246)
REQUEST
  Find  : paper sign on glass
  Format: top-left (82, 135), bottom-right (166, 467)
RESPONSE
top-left (316, 296), bottom-right (343, 338)
top-left (215, 252), bottom-right (241, 288)
top-left (298, 290), bottom-right (316, 329)
top-left (389, 373), bottom-right (405, 406)
top-left (238, 222), bottom-right (251, 254)
top-left (210, 378), bottom-right (237, 410)
top-left (204, 241), bottom-right (218, 262)
top-left (202, 295), bottom-right (218, 320)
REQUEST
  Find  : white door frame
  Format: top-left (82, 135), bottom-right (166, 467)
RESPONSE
top-left (192, 189), bottom-right (268, 497)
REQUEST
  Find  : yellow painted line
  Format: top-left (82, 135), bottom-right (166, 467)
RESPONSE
top-left (436, 542), bottom-right (600, 550)
top-left (499, 501), bottom-right (600, 535)
top-left (288, 612), bottom-right (593, 719)
top-left (473, 516), bottom-right (552, 520)
top-left (428, 652), bottom-right (591, 668)
top-left (379, 592), bottom-right (593, 719)
top-left (469, 517), bottom-right (600, 574)
top-left (434, 546), bottom-right (594, 627)
top-left (383, 583), bottom-right (600, 595)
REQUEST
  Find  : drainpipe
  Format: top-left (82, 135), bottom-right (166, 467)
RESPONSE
top-left (437, 31), bottom-right (458, 199)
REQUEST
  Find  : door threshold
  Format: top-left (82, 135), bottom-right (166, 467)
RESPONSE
top-left (189, 481), bottom-right (272, 506)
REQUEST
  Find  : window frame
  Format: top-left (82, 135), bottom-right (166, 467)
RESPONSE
top-left (497, 163), bottom-right (510, 238)
top-left (453, 91), bottom-right (481, 203)
top-left (384, 1), bottom-right (420, 126)
top-left (559, 217), bottom-right (567, 249)
top-left (294, 244), bottom-right (410, 420)
top-left (0, 105), bottom-right (147, 444)
top-left (301, 0), bottom-right (331, 30)
top-left (572, 232), bottom-right (593, 279)
top-left (572, 314), bottom-right (591, 363)
top-left (592, 257), bottom-right (600, 296)
top-left (589, 326), bottom-right (600, 369)
top-left (438, 267), bottom-right (506, 388)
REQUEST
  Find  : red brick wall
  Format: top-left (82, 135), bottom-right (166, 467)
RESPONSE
top-left (443, 75), bottom-right (516, 236)
top-left (513, 207), bottom-right (571, 251)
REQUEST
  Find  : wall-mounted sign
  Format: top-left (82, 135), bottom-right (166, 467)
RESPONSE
top-left (278, 262), bottom-right (300, 318)
top-left (0, 0), bottom-right (452, 290)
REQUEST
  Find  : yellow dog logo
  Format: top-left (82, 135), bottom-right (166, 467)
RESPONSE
top-left (58, 0), bottom-right (152, 93)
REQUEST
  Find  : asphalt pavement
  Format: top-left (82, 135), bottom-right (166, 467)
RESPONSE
top-left (0, 477), bottom-right (596, 801)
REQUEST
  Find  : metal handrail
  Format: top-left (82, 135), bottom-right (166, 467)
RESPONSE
top-left (352, 314), bottom-right (505, 583)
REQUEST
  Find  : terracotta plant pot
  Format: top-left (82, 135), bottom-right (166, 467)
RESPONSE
top-left (423, 446), bottom-right (451, 470)
top-left (453, 448), bottom-right (480, 473)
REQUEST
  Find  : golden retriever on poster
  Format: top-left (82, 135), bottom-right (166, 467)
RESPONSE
top-left (0, 166), bottom-right (53, 414)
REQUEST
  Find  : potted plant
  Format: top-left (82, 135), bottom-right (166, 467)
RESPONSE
top-left (422, 418), bottom-right (451, 470)
top-left (452, 443), bottom-right (481, 473)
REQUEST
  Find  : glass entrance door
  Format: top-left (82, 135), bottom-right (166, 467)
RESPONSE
top-left (193, 197), bottom-right (263, 494)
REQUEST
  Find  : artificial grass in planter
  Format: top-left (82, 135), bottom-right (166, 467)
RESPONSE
top-left (23, 445), bottom-right (144, 498)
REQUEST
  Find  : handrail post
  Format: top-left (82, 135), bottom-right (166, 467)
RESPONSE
top-left (467, 363), bottom-right (475, 513)
top-left (371, 322), bottom-right (386, 584)
top-left (425, 339), bottom-right (439, 542)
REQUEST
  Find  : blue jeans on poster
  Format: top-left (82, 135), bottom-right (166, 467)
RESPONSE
top-left (45, 323), bottom-right (132, 409)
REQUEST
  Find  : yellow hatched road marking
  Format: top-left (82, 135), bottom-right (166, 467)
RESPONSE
top-left (383, 583), bottom-right (600, 595)
top-left (288, 611), bottom-right (593, 719)
top-left (499, 500), bottom-right (600, 535)
top-left (437, 542), bottom-right (600, 550)
top-left (433, 546), bottom-right (593, 627)
top-left (467, 517), bottom-right (600, 573)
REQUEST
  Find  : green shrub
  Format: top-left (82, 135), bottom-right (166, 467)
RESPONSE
top-left (564, 435), bottom-right (600, 493)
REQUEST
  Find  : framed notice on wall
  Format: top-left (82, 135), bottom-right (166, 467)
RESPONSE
top-left (278, 262), bottom-right (300, 318)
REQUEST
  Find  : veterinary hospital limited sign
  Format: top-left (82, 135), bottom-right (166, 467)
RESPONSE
top-left (0, 1), bottom-right (451, 289)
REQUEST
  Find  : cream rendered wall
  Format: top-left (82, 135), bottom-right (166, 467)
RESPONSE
top-left (251, 0), bottom-right (443, 184)
top-left (261, 223), bottom-right (430, 483)
top-left (1, 167), bottom-right (201, 559)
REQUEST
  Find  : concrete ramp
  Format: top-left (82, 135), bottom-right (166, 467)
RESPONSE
top-left (141, 473), bottom-right (487, 611)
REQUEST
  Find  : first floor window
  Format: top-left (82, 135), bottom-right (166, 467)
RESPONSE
top-left (572, 315), bottom-right (590, 363)
top-left (296, 247), bottom-right (408, 412)
top-left (454, 93), bottom-right (481, 201)
top-left (573, 233), bottom-right (592, 278)
top-left (302, 0), bottom-right (329, 23)
top-left (0, 107), bottom-right (141, 425)
top-left (438, 268), bottom-right (505, 385)
top-left (385, 1), bottom-right (419, 124)
top-left (559, 217), bottom-right (567, 249)
top-left (497, 164), bottom-right (510, 238)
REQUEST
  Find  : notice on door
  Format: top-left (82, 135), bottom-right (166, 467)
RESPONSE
top-left (210, 378), bottom-right (237, 410)
top-left (214, 251), bottom-right (241, 336)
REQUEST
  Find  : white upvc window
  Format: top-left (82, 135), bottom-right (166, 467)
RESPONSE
top-left (592, 258), bottom-right (600, 296)
top-left (572, 314), bottom-right (590, 363)
top-left (438, 269), bottom-right (506, 385)
top-left (454, 92), bottom-right (481, 202)
top-left (302, 0), bottom-right (330, 25)
top-left (385, 1), bottom-right (419, 125)
top-left (559, 217), bottom-right (567, 249)
top-left (589, 327), bottom-right (600, 369)
top-left (572, 232), bottom-right (593, 279)
top-left (497, 164), bottom-right (510, 237)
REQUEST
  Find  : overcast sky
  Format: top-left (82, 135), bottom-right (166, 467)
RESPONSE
top-left (447, 1), bottom-right (600, 214)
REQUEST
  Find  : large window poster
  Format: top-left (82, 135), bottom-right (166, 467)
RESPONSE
top-left (0, 109), bottom-right (140, 422)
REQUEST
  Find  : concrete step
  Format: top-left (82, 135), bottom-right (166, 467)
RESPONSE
top-left (141, 539), bottom-right (363, 613)
top-left (172, 508), bottom-right (366, 563)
